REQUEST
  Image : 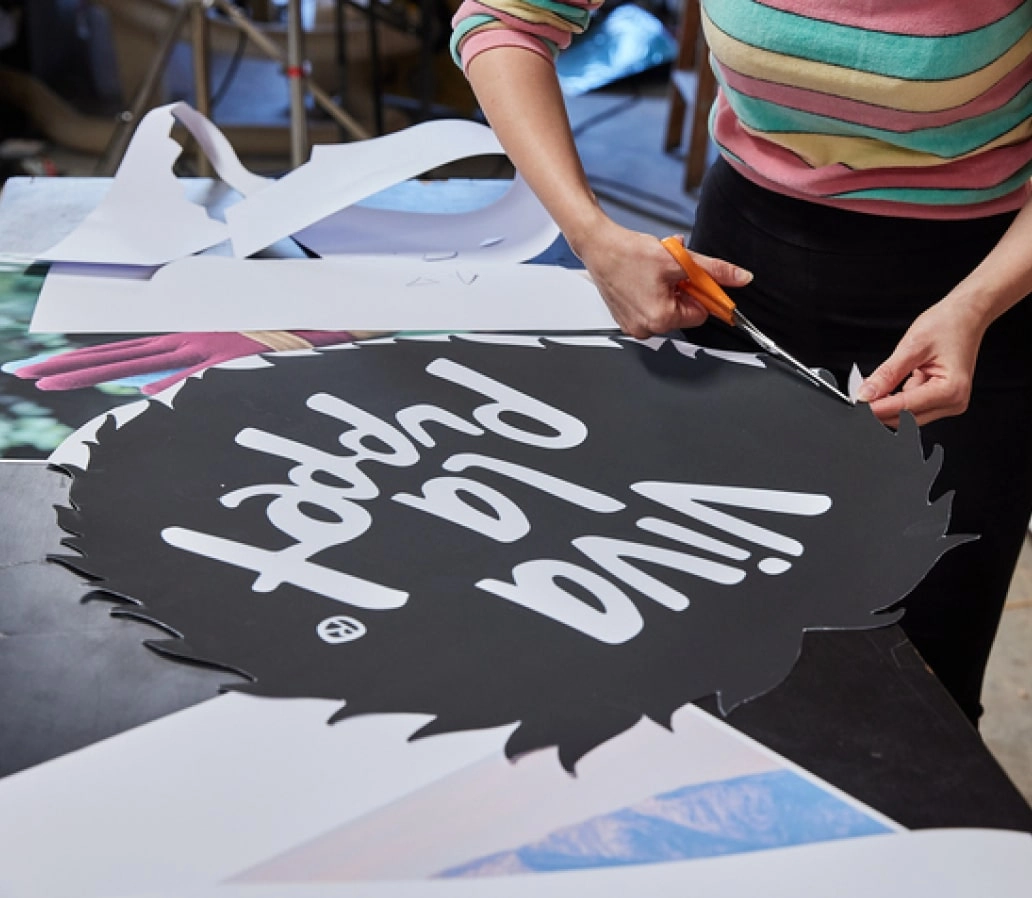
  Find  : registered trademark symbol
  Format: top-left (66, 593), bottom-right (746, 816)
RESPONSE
top-left (317, 615), bottom-right (367, 644)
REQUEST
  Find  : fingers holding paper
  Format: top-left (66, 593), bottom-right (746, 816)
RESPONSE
top-left (857, 298), bottom-right (988, 427)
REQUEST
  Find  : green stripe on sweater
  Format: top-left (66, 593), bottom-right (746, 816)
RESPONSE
top-left (704, 0), bottom-right (1032, 81)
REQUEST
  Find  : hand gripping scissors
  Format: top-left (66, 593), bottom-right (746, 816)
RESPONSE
top-left (661, 236), bottom-right (853, 405)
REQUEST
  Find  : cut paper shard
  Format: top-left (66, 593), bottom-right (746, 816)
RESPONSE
top-left (29, 256), bottom-right (615, 333)
top-left (848, 364), bottom-right (864, 403)
top-left (51, 335), bottom-right (966, 772)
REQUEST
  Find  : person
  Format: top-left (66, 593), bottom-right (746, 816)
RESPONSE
top-left (449, 0), bottom-right (1032, 724)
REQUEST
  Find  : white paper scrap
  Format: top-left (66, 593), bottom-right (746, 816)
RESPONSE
top-left (225, 119), bottom-right (513, 259)
top-left (32, 104), bottom-right (559, 290)
top-left (292, 174), bottom-right (559, 265)
top-left (170, 102), bottom-right (272, 198)
top-left (848, 364), bottom-right (864, 402)
top-left (29, 256), bottom-right (616, 334)
top-left (38, 103), bottom-right (269, 266)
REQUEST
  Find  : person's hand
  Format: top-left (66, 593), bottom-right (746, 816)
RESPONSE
top-left (856, 297), bottom-right (990, 426)
top-left (575, 222), bottom-right (753, 338)
top-left (14, 331), bottom-right (355, 396)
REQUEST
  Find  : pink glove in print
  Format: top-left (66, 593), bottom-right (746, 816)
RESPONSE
top-left (14, 330), bottom-right (354, 396)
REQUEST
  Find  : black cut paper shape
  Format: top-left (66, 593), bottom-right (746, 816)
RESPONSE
top-left (54, 336), bottom-right (967, 771)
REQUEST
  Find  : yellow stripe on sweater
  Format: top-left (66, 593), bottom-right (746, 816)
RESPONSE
top-left (742, 116), bottom-right (1032, 170)
top-left (704, 10), bottom-right (1032, 114)
top-left (475, 0), bottom-right (588, 34)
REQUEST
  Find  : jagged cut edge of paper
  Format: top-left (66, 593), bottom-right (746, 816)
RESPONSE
top-left (50, 335), bottom-right (966, 774)
top-left (38, 103), bottom-right (269, 266)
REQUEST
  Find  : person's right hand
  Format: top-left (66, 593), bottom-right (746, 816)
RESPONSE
top-left (574, 220), bottom-right (753, 338)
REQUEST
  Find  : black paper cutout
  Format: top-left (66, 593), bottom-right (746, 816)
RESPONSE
top-left (55, 337), bottom-right (967, 771)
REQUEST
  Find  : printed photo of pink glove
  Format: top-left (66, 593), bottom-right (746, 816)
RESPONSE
top-left (13, 331), bottom-right (356, 396)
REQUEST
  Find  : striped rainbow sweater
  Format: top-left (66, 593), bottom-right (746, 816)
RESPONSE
top-left (451, 0), bottom-right (1032, 218)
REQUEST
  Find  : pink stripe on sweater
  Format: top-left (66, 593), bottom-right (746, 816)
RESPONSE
top-left (454, 1), bottom-right (578, 47)
top-left (456, 29), bottom-right (557, 71)
top-left (749, 0), bottom-right (1024, 37)
top-left (716, 58), bottom-right (1031, 133)
top-left (455, 0), bottom-right (603, 28)
top-left (724, 156), bottom-right (1031, 219)
top-left (714, 95), bottom-right (1032, 198)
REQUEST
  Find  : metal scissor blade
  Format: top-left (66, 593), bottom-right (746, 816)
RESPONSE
top-left (733, 310), bottom-right (854, 405)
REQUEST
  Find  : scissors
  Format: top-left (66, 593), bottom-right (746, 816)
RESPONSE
top-left (661, 236), bottom-right (853, 405)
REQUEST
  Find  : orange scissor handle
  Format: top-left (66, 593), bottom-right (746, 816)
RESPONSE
top-left (660, 236), bottom-right (737, 326)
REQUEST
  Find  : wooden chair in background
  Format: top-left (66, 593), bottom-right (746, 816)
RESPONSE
top-left (663, 0), bottom-right (717, 191)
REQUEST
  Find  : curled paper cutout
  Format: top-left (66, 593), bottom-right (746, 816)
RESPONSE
top-left (38, 102), bottom-right (255, 265)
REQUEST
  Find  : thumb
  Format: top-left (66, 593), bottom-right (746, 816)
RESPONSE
top-left (690, 251), bottom-right (754, 289)
top-left (856, 347), bottom-right (918, 403)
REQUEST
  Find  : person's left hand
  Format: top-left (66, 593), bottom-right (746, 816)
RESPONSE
top-left (856, 296), bottom-right (990, 426)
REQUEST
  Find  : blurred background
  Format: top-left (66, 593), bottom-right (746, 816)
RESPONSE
top-left (0, 0), bottom-right (684, 178)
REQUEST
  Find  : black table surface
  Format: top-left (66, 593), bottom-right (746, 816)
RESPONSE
top-left (2, 460), bottom-right (1029, 833)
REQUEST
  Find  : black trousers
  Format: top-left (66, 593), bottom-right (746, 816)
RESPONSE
top-left (689, 158), bottom-right (1032, 723)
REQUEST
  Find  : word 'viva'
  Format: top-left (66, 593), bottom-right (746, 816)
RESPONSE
top-left (163, 358), bottom-right (831, 644)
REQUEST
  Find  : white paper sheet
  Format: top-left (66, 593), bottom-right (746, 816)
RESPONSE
top-left (232, 704), bottom-right (898, 883)
top-left (38, 103), bottom-right (269, 265)
top-left (27, 104), bottom-right (572, 334)
top-left (0, 691), bottom-right (904, 898)
top-left (292, 174), bottom-right (559, 264)
top-left (29, 256), bottom-right (614, 334)
top-left (131, 830), bottom-right (1032, 898)
top-left (0, 694), bottom-right (514, 897)
top-left (224, 120), bottom-right (518, 260)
